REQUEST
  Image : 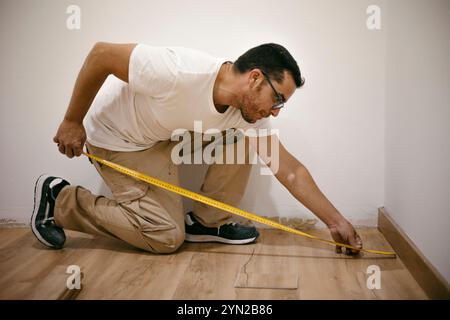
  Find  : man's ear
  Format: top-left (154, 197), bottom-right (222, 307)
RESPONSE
top-left (248, 69), bottom-right (262, 88)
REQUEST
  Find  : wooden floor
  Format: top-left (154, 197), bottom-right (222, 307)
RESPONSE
top-left (0, 227), bottom-right (427, 299)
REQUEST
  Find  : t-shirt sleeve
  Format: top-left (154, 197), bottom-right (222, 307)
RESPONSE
top-left (128, 44), bottom-right (178, 98)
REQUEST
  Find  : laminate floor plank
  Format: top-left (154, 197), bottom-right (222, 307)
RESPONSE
top-left (0, 227), bottom-right (429, 299)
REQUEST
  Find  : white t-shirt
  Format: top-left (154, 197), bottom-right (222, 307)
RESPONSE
top-left (84, 44), bottom-right (271, 152)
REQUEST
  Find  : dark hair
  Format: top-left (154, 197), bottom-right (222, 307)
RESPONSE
top-left (233, 43), bottom-right (305, 88)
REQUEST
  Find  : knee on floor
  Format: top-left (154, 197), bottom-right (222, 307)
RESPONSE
top-left (141, 227), bottom-right (185, 254)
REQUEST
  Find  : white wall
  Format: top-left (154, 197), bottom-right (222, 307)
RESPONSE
top-left (384, 0), bottom-right (450, 283)
top-left (0, 0), bottom-right (385, 227)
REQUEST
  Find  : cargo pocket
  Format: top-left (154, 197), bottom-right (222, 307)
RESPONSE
top-left (105, 159), bottom-right (149, 204)
top-left (86, 142), bottom-right (149, 204)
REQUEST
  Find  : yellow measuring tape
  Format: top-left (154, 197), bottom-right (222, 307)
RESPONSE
top-left (83, 152), bottom-right (396, 257)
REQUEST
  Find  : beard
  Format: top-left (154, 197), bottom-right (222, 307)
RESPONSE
top-left (240, 106), bottom-right (255, 123)
top-left (239, 89), bottom-right (260, 124)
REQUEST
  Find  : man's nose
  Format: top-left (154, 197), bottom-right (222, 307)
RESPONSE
top-left (270, 108), bottom-right (281, 117)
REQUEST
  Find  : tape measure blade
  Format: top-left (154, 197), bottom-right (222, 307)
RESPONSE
top-left (82, 152), bottom-right (395, 256)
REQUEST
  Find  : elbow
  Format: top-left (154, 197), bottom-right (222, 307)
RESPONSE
top-left (90, 42), bottom-right (108, 62)
top-left (85, 42), bottom-right (109, 74)
top-left (91, 42), bottom-right (108, 56)
top-left (276, 162), bottom-right (307, 186)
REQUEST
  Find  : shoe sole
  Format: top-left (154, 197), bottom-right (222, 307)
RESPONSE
top-left (184, 233), bottom-right (258, 244)
top-left (31, 174), bottom-right (57, 248)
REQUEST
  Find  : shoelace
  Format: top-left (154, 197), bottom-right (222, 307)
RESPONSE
top-left (42, 216), bottom-right (56, 227)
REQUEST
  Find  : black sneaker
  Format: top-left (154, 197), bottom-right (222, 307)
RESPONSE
top-left (184, 212), bottom-right (259, 244)
top-left (31, 174), bottom-right (70, 249)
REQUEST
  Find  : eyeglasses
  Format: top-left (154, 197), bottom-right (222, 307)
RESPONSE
top-left (261, 70), bottom-right (285, 110)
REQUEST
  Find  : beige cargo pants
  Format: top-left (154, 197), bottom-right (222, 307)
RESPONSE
top-left (54, 132), bottom-right (252, 253)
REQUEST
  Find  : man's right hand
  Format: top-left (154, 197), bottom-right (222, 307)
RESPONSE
top-left (328, 218), bottom-right (363, 256)
top-left (53, 119), bottom-right (87, 158)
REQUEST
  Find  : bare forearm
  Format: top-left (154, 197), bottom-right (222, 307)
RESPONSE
top-left (64, 43), bottom-right (109, 123)
top-left (276, 162), bottom-right (344, 227)
top-left (271, 141), bottom-right (362, 253)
